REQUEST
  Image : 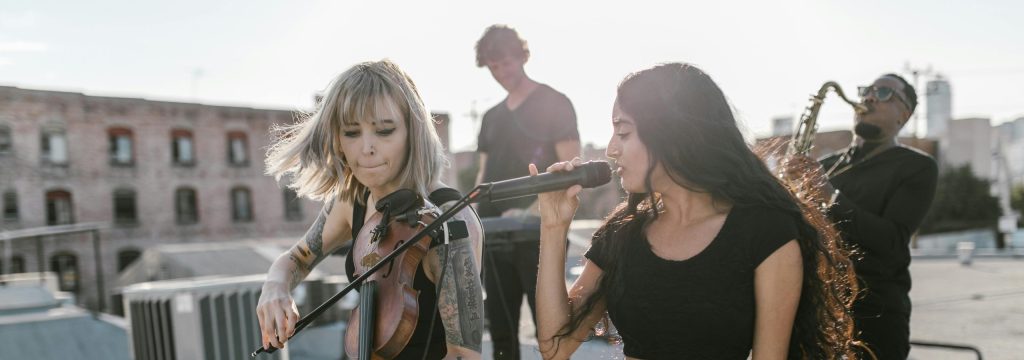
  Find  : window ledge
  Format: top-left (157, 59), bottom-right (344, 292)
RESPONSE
top-left (114, 220), bottom-right (139, 227)
top-left (110, 161), bottom-right (136, 168)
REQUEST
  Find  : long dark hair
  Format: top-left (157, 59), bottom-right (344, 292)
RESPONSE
top-left (555, 63), bottom-right (859, 358)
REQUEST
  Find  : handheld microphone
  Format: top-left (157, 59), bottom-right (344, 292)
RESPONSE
top-left (478, 160), bottom-right (612, 203)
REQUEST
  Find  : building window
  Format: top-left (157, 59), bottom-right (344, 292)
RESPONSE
top-left (175, 187), bottom-right (199, 224)
top-left (3, 191), bottom-right (17, 221)
top-left (108, 127), bottom-right (134, 166)
top-left (50, 252), bottom-right (79, 292)
top-left (283, 188), bottom-right (303, 221)
top-left (227, 131), bottom-right (249, 166)
top-left (231, 187), bottom-right (253, 222)
top-left (41, 130), bottom-right (68, 165)
top-left (113, 189), bottom-right (137, 225)
top-left (116, 248), bottom-right (142, 272)
top-left (45, 190), bottom-right (74, 225)
top-left (2, 255), bottom-right (26, 273)
top-left (171, 129), bottom-right (194, 165)
top-left (0, 125), bottom-right (11, 155)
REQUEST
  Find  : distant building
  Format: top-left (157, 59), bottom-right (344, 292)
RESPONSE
top-left (926, 77), bottom-right (953, 139)
top-left (994, 117), bottom-right (1024, 185)
top-left (0, 85), bottom-right (454, 313)
top-left (945, 117), bottom-right (993, 179)
top-left (0, 85), bottom-right (319, 312)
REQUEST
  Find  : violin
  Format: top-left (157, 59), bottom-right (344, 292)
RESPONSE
top-left (345, 189), bottom-right (438, 359)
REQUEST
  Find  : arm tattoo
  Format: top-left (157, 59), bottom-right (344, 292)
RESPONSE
top-left (287, 250), bottom-right (308, 286)
top-left (303, 201), bottom-right (334, 259)
top-left (435, 239), bottom-right (484, 352)
top-left (289, 200), bottom-right (335, 287)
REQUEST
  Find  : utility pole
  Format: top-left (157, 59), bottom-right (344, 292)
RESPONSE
top-left (466, 100), bottom-right (481, 129)
top-left (462, 99), bottom-right (488, 151)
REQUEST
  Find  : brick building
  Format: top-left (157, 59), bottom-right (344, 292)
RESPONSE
top-left (0, 85), bottom-right (453, 312)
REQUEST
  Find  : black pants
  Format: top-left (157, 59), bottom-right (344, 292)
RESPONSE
top-left (855, 302), bottom-right (910, 360)
top-left (484, 239), bottom-right (540, 360)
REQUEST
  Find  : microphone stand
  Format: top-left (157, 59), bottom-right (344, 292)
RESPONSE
top-left (250, 185), bottom-right (489, 357)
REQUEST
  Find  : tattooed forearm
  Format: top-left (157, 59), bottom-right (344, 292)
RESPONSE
top-left (287, 250), bottom-right (309, 287)
top-left (436, 239), bottom-right (484, 352)
top-left (286, 200), bottom-right (335, 288)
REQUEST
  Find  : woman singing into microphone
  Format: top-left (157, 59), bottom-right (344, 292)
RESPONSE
top-left (257, 59), bottom-right (484, 359)
top-left (533, 63), bottom-right (860, 359)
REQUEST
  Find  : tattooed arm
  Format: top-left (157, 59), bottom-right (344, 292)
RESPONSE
top-left (257, 197), bottom-right (351, 350)
top-left (424, 202), bottom-right (485, 359)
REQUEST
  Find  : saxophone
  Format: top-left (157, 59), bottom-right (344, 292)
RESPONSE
top-left (782, 82), bottom-right (868, 207)
top-left (788, 81), bottom-right (868, 157)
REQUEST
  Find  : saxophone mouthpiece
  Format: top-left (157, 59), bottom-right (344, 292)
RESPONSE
top-left (854, 103), bottom-right (870, 115)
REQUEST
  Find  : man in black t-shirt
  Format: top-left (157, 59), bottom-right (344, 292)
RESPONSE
top-left (474, 25), bottom-right (580, 360)
top-left (793, 74), bottom-right (937, 359)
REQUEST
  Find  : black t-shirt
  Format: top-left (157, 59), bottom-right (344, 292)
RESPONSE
top-left (820, 145), bottom-right (938, 313)
top-left (584, 205), bottom-right (800, 359)
top-left (476, 84), bottom-right (578, 217)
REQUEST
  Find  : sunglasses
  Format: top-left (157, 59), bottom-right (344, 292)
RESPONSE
top-left (858, 85), bottom-right (911, 110)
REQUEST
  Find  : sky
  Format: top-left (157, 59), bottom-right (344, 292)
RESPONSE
top-left (2, 0), bottom-right (1023, 152)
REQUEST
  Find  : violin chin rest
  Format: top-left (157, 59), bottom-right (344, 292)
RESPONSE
top-left (376, 188), bottom-right (423, 214)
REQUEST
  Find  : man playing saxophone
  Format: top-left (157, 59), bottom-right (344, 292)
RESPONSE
top-left (786, 74), bottom-right (938, 359)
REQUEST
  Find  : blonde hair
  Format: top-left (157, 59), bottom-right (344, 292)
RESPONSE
top-left (265, 59), bottom-right (448, 204)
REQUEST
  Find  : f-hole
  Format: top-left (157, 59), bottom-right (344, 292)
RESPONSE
top-left (381, 239), bottom-right (405, 278)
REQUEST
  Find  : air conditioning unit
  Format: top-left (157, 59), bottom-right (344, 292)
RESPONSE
top-left (122, 274), bottom-right (287, 360)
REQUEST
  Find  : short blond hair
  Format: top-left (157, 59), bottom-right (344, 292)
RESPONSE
top-left (265, 59), bottom-right (448, 204)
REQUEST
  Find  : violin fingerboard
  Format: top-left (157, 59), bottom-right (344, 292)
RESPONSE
top-left (359, 281), bottom-right (377, 359)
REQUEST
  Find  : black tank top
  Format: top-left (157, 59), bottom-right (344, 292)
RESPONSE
top-left (345, 189), bottom-right (460, 360)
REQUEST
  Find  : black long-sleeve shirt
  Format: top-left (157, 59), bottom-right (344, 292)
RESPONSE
top-left (820, 145), bottom-right (938, 313)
